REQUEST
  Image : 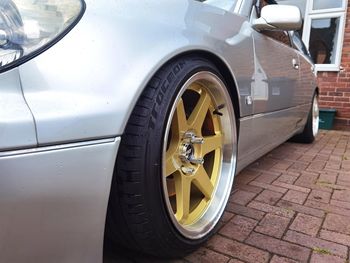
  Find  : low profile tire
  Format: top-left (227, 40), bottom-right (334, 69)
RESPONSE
top-left (106, 56), bottom-right (237, 257)
top-left (291, 93), bottom-right (319, 143)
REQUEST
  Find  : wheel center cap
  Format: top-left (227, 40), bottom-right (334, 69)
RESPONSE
top-left (179, 143), bottom-right (194, 162)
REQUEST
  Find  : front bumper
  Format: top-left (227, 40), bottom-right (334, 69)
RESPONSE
top-left (0, 137), bottom-right (120, 263)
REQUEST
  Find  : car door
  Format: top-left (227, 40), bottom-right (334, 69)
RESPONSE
top-left (0, 69), bottom-right (37, 151)
top-left (236, 0), bottom-right (306, 170)
top-left (250, 1), bottom-right (304, 146)
top-left (252, 29), bottom-right (300, 113)
top-left (251, 0), bottom-right (300, 114)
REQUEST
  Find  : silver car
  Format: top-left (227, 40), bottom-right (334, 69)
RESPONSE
top-left (0, 0), bottom-right (318, 261)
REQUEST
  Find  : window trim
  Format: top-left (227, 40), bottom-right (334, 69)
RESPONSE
top-left (302, 0), bottom-right (348, 72)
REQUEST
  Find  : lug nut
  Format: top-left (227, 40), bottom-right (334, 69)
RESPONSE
top-left (181, 166), bottom-right (195, 175)
top-left (189, 157), bottom-right (204, 165)
top-left (183, 131), bottom-right (195, 139)
top-left (190, 137), bottom-right (204, 144)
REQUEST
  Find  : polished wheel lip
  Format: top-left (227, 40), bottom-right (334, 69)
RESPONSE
top-left (162, 71), bottom-right (237, 240)
top-left (312, 95), bottom-right (319, 138)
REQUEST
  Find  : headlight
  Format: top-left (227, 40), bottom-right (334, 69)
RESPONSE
top-left (0, 0), bottom-right (85, 72)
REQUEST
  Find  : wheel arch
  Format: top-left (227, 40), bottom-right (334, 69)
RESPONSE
top-left (167, 50), bottom-right (242, 128)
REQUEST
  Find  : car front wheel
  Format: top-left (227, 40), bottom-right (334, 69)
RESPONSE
top-left (106, 56), bottom-right (237, 257)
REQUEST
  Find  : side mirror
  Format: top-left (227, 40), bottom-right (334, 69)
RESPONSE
top-left (252, 5), bottom-right (302, 31)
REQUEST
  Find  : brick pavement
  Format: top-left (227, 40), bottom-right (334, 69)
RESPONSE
top-left (106, 130), bottom-right (350, 263)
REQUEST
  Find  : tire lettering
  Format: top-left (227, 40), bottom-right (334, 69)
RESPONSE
top-left (156, 92), bottom-right (164, 104)
top-left (174, 61), bottom-right (186, 74)
top-left (149, 60), bottom-right (186, 130)
top-left (161, 81), bottom-right (169, 93)
top-left (167, 72), bottom-right (174, 84)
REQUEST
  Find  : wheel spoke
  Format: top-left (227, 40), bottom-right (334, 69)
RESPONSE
top-left (202, 134), bottom-right (222, 155)
top-left (175, 175), bottom-right (192, 222)
top-left (166, 100), bottom-right (187, 177)
top-left (188, 91), bottom-right (211, 132)
top-left (193, 166), bottom-right (214, 199)
top-left (165, 153), bottom-right (178, 177)
top-left (166, 177), bottom-right (176, 197)
top-left (172, 98), bottom-right (188, 136)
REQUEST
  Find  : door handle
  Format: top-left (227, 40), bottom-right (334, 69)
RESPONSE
top-left (292, 58), bottom-right (299, 70)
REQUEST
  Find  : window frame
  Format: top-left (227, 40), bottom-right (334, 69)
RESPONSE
top-left (310, 0), bottom-right (346, 14)
top-left (302, 0), bottom-right (348, 72)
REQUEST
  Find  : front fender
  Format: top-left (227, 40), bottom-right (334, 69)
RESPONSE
top-left (19, 0), bottom-right (251, 145)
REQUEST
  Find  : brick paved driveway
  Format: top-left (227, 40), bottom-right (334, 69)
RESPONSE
top-left (105, 130), bottom-right (350, 263)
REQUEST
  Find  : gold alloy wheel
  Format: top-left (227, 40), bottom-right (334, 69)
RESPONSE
top-left (162, 71), bottom-right (236, 239)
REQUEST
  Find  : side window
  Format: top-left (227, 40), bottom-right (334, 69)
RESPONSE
top-left (256, 0), bottom-right (292, 47)
top-left (262, 31), bottom-right (292, 46)
top-left (290, 31), bottom-right (312, 58)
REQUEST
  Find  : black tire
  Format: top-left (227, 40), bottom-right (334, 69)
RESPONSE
top-left (291, 93), bottom-right (319, 143)
top-left (105, 56), bottom-right (237, 258)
